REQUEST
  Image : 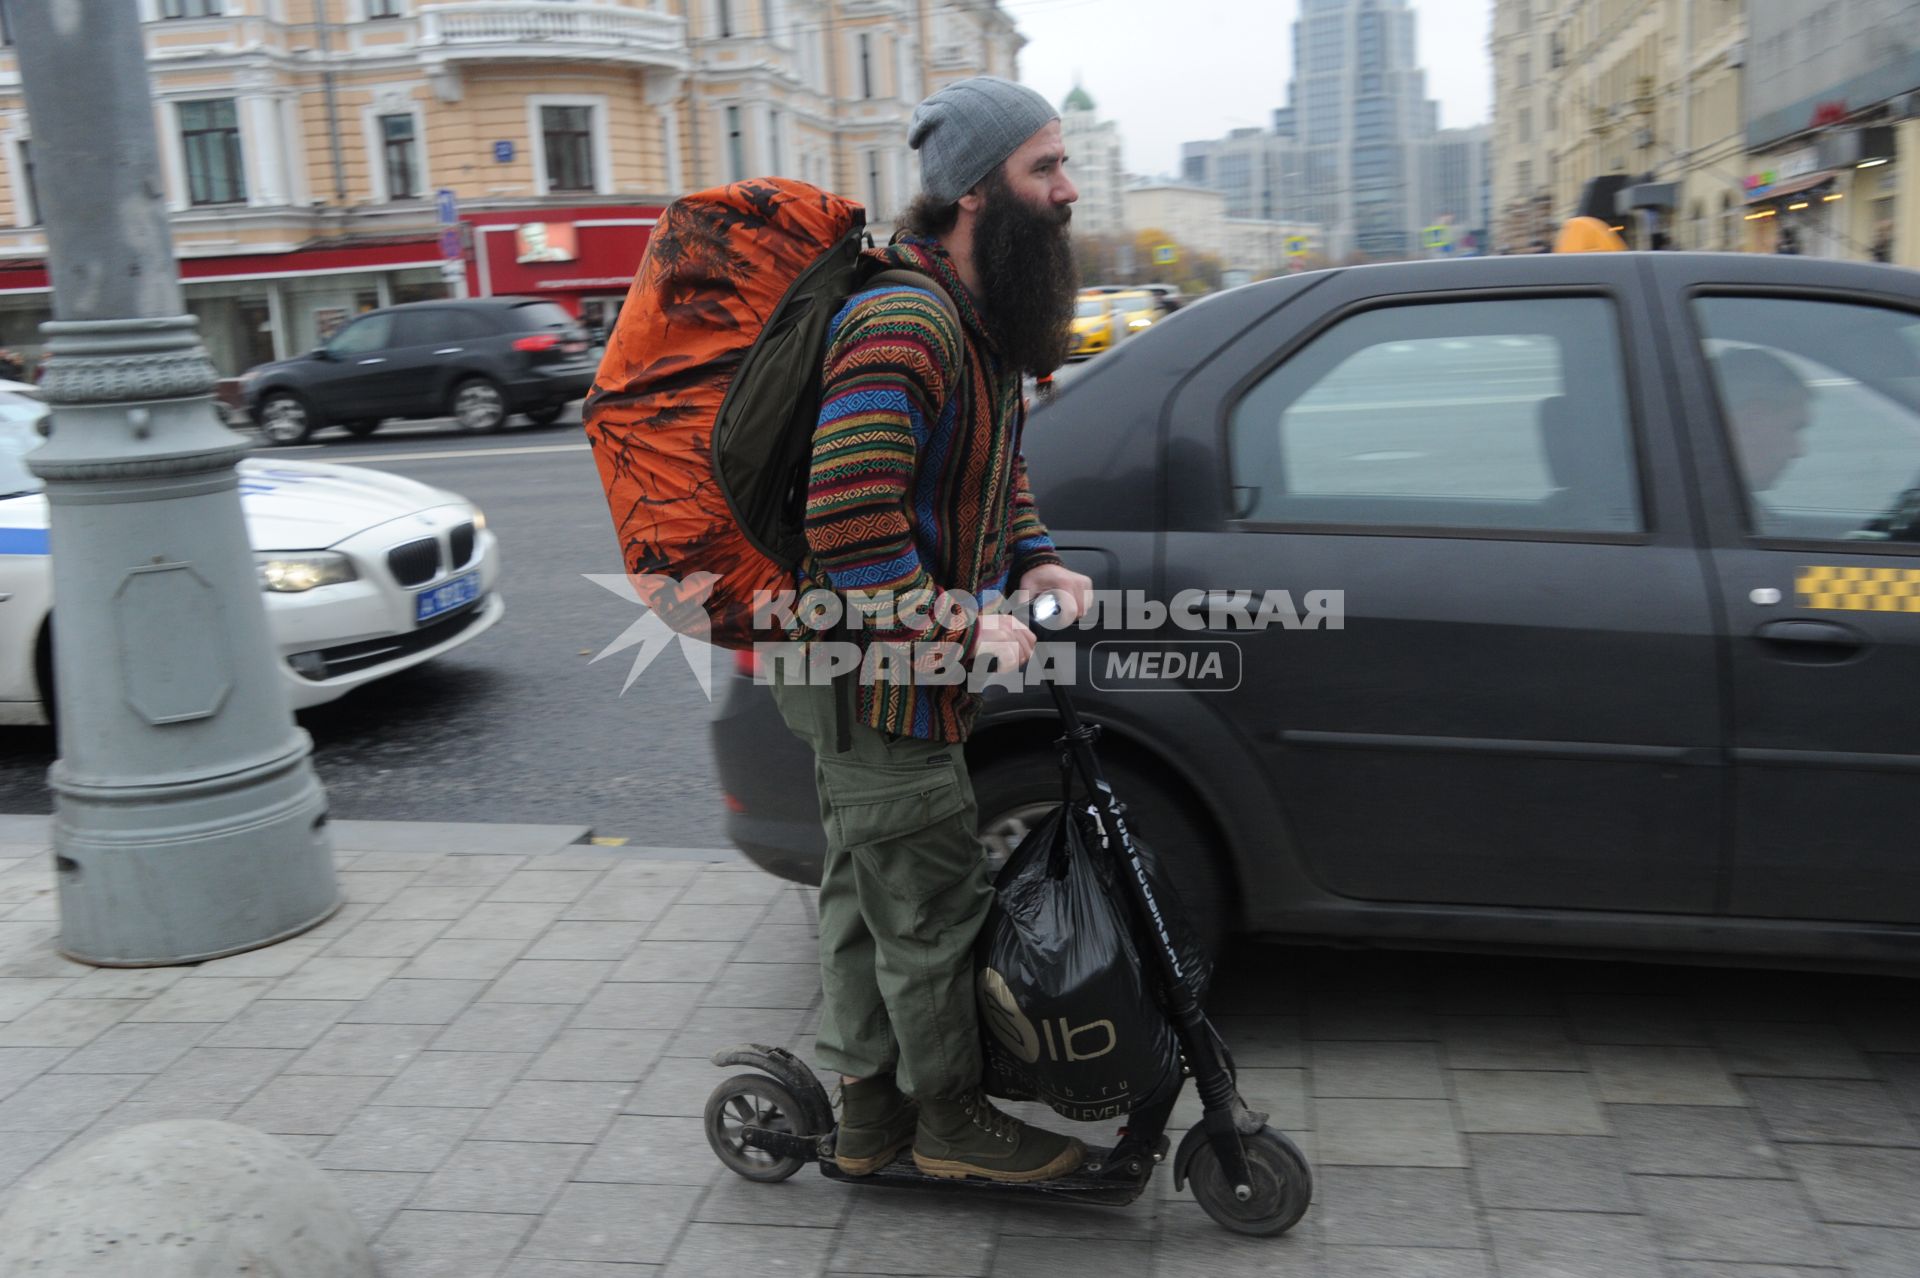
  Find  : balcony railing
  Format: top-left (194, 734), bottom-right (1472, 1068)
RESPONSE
top-left (418, 2), bottom-right (685, 63)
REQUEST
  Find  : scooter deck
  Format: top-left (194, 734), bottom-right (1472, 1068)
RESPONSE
top-left (818, 1144), bottom-right (1156, 1206)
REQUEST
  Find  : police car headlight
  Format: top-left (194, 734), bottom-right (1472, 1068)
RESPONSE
top-left (256, 552), bottom-right (357, 592)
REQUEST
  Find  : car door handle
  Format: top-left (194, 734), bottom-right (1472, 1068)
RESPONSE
top-left (1755, 619), bottom-right (1867, 655)
top-left (434, 347), bottom-right (463, 355)
top-left (356, 357), bottom-right (386, 365)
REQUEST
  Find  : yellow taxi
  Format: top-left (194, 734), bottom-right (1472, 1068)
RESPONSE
top-left (1069, 290), bottom-right (1158, 359)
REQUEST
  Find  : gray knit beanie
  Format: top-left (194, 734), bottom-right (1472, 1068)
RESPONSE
top-left (908, 76), bottom-right (1059, 205)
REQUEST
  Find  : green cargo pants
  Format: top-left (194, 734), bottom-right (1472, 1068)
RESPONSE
top-left (768, 664), bottom-right (992, 1101)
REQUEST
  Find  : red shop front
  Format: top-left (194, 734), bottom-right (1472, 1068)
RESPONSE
top-left (464, 205), bottom-right (661, 341)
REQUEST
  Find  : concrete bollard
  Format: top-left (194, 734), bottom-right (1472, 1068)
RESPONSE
top-left (0, 1120), bottom-right (375, 1276)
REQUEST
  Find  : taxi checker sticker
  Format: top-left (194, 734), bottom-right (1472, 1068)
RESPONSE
top-left (1796, 565), bottom-right (1920, 613)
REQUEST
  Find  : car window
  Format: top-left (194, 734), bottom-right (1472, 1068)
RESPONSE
top-left (508, 301), bottom-right (575, 332)
top-left (327, 313), bottom-right (394, 356)
top-left (1076, 297), bottom-right (1107, 319)
top-left (1227, 297), bottom-right (1643, 533)
top-left (390, 310), bottom-right (456, 346)
top-left (1695, 297), bottom-right (1920, 544)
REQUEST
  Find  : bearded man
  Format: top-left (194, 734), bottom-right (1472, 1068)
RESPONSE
top-left (767, 76), bottom-right (1096, 1183)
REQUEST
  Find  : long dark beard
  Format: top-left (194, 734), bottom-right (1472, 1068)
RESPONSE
top-left (972, 178), bottom-right (1077, 378)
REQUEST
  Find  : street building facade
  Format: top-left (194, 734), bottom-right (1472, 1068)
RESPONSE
top-left (1125, 181), bottom-right (1228, 264)
top-left (1222, 216), bottom-right (1326, 280)
top-left (1419, 125), bottom-right (1491, 254)
top-left (1179, 0), bottom-right (1443, 261)
top-left (1059, 82), bottom-right (1126, 239)
top-left (1741, 0), bottom-right (1920, 264)
top-left (0, 0), bottom-right (1023, 377)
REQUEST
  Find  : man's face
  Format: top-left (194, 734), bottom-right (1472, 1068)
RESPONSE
top-left (1737, 394), bottom-right (1811, 492)
top-left (963, 121), bottom-right (1081, 377)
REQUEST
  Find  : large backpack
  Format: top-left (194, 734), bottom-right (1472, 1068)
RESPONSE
top-left (583, 177), bottom-right (955, 650)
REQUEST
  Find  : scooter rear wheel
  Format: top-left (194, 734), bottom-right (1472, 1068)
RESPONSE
top-left (705, 1073), bottom-right (807, 1183)
top-left (1187, 1128), bottom-right (1313, 1236)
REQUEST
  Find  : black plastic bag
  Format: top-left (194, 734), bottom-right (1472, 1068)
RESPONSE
top-left (975, 793), bottom-right (1213, 1123)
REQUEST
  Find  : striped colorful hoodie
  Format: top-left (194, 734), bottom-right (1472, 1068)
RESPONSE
top-left (792, 237), bottom-right (1062, 743)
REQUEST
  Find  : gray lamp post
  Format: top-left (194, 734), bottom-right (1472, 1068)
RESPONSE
top-left (14, 1), bottom-right (338, 966)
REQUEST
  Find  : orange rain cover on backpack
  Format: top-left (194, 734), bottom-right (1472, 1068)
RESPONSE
top-left (584, 178), bottom-right (866, 649)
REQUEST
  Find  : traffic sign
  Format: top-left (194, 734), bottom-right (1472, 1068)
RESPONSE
top-left (1423, 224), bottom-right (1453, 251)
top-left (1284, 234), bottom-right (1310, 258)
top-left (493, 140), bottom-right (515, 164)
top-left (438, 226), bottom-right (461, 260)
top-left (436, 188), bottom-right (458, 225)
top-left (1152, 243), bottom-right (1177, 266)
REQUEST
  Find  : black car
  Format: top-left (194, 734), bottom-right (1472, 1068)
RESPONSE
top-left (245, 297), bottom-right (597, 444)
top-left (713, 252), bottom-right (1920, 969)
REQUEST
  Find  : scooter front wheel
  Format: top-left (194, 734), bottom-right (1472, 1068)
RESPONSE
top-left (1187, 1128), bottom-right (1313, 1237)
top-left (705, 1073), bottom-right (808, 1183)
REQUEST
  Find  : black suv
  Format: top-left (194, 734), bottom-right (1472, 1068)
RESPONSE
top-left (245, 297), bottom-right (597, 444)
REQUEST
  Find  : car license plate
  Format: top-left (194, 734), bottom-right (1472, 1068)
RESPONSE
top-left (562, 341), bottom-right (587, 354)
top-left (416, 571), bottom-right (480, 624)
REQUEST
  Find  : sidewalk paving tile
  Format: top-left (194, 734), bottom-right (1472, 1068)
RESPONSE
top-left (0, 997), bottom-right (141, 1047)
top-left (503, 1262), bottom-right (663, 1277)
top-left (124, 976), bottom-right (275, 1023)
top-left (1321, 1247), bottom-right (1489, 1278)
top-left (317, 1104), bottom-right (481, 1172)
top-left (51, 966), bottom-right (183, 1000)
top-left (203, 998), bottom-right (351, 1049)
top-left (1781, 1145), bottom-right (1920, 1227)
top-left (1567, 995), bottom-right (1712, 1047)
top-left (130, 1046), bottom-right (298, 1104)
top-left (1440, 1016), bottom-right (1582, 1071)
top-left (1208, 1015), bottom-right (1304, 1067)
top-left (472, 1080), bottom-right (633, 1144)
top-left (1634, 1175), bottom-right (1839, 1266)
top-left (700, 962), bottom-right (821, 1010)
top-left (411, 1140), bottom-right (588, 1214)
top-left (573, 1115), bottom-right (712, 1185)
top-left (527, 1029), bottom-right (670, 1082)
top-left (0, 1072), bottom-right (147, 1131)
top-left (559, 887), bottom-right (680, 924)
top-left (525, 923), bottom-right (647, 963)
top-left (1585, 1044), bottom-right (1745, 1106)
top-left (666, 1006), bottom-right (806, 1058)
top-left (1306, 999), bottom-right (1435, 1043)
top-left (336, 871), bottom-right (423, 905)
top-left (484, 960), bottom-right (620, 1004)
top-left (611, 942), bottom-right (739, 984)
top-left (1484, 1208), bottom-right (1665, 1278)
top-left (0, 1046), bottom-right (68, 1101)
top-left (1315, 1166), bottom-right (1478, 1248)
top-left (1743, 1076), bottom-right (1920, 1146)
top-left (0, 1129), bottom-right (70, 1192)
top-left (732, 926), bottom-right (819, 967)
top-left (646, 903), bottom-right (768, 942)
top-left (1465, 1134), bottom-right (1635, 1211)
top-left (1451, 1069), bottom-right (1608, 1134)
top-left (444, 901), bottom-right (572, 940)
top-left (433, 1002), bottom-right (576, 1054)
top-left (269, 955), bottom-right (408, 1001)
top-left (1832, 1224), bottom-right (1920, 1278)
top-left (1711, 1021), bottom-right (1878, 1080)
top-left (489, 871), bottom-right (608, 905)
top-left (677, 872), bottom-right (789, 908)
top-left (51, 1021), bottom-right (213, 1074)
top-left (518, 1182), bottom-right (705, 1264)
top-left (287, 1022), bottom-right (441, 1076)
top-left (231, 1073), bottom-right (388, 1134)
top-left (1606, 1103), bottom-right (1787, 1178)
top-left (1310, 1040), bottom-right (1446, 1098)
top-left (401, 938), bottom-right (531, 981)
top-left (694, 1165), bottom-right (855, 1229)
top-left (1664, 1266), bottom-right (1849, 1278)
top-left (0, 977), bottom-right (77, 1019)
top-left (984, 1234), bottom-right (1148, 1278)
top-left (374, 1050), bottom-right (537, 1108)
top-left (1879, 1053), bottom-right (1920, 1117)
top-left (374, 883), bottom-right (496, 921)
top-left (322, 1167), bottom-right (428, 1236)
top-left (1152, 1201), bottom-right (1324, 1277)
top-left (1316, 1098), bottom-right (1465, 1167)
top-left (573, 981), bottom-right (704, 1032)
top-left (191, 937), bottom-right (329, 978)
top-left (828, 1191), bottom-right (1006, 1277)
top-left (329, 820), bottom-right (589, 855)
top-left (343, 978), bottom-right (489, 1025)
top-left (375, 1207), bottom-right (535, 1278)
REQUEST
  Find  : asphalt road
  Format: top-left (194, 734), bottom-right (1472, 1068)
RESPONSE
top-left (0, 410), bottom-right (735, 847)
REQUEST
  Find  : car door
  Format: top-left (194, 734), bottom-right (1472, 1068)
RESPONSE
top-left (1655, 263), bottom-right (1920, 926)
top-left (313, 311), bottom-right (401, 418)
top-left (373, 309), bottom-right (478, 417)
top-left (1160, 260), bottom-right (1727, 915)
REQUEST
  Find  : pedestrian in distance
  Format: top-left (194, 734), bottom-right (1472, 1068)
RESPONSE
top-left (766, 74), bottom-right (1097, 1185)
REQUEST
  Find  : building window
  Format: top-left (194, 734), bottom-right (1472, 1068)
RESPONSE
top-left (0, 3), bottom-right (11, 46)
top-left (380, 113), bottom-right (419, 200)
top-left (542, 104), bottom-right (595, 192)
top-left (161, 0), bottom-right (222, 16)
top-left (768, 108), bottom-right (784, 175)
top-left (716, 0), bottom-right (732, 38)
top-left (859, 33), bottom-right (874, 99)
top-left (15, 138), bottom-right (37, 226)
top-left (761, 0), bottom-right (775, 37)
top-left (866, 148), bottom-right (882, 214)
top-left (180, 99), bottom-right (245, 206)
top-left (725, 106), bottom-right (745, 181)
top-left (366, 0), bottom-right (403, 17)
top-left (1518, 53), bottom-right (1531, 86)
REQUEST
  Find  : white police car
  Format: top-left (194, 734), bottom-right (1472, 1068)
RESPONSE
top-left (0, 383), bottom-right (503, 724)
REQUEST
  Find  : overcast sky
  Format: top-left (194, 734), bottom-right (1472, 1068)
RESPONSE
top-left (1006, 0), bottom-right (1493, 179)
